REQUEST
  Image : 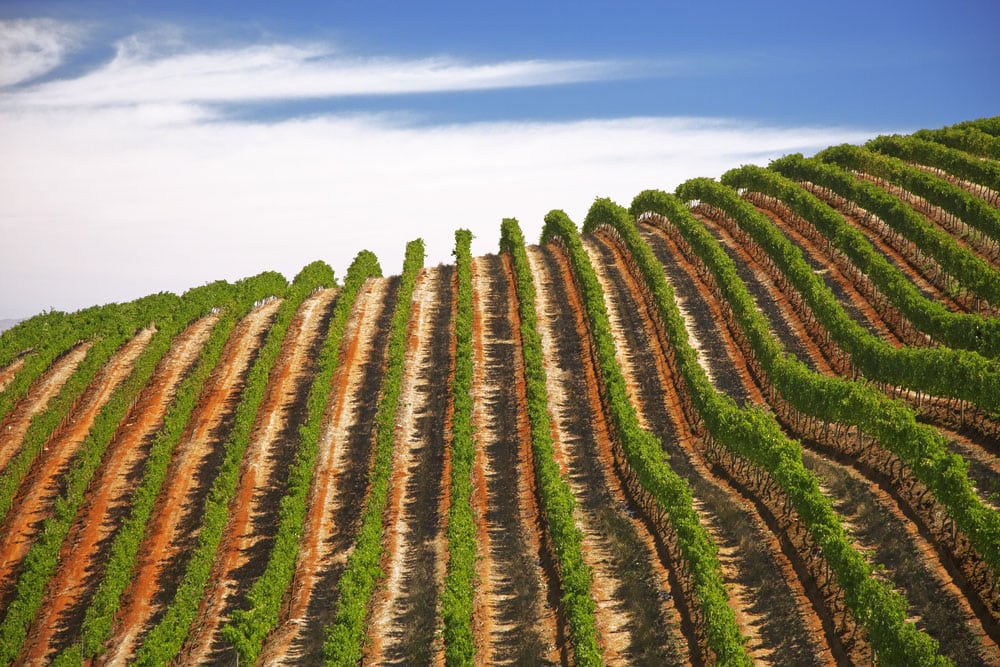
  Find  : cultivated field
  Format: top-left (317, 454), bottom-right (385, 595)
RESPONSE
top-left (1, 117), bottom-right (1000, 665)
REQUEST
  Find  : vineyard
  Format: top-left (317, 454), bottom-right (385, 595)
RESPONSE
top-left (1, 116), bottom-right (1000, 665)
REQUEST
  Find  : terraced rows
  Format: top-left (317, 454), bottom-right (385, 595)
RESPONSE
top-left (1, 118), bottom-right (999, 665)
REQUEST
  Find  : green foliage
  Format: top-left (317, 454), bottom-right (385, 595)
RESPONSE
top-left (817, 144), bottom-right (1000, 252)
top-left (685, 173), bottom-right (1000, 415)
top-left (0, 291), bottom-right (194, 664)
top-left (222, 252), bottom-right (381, 664)
top-left (556, 202), bottom-right (752, 665)
top-left (628, 189), bottom-right (950, 665)
top-left (132, 263), bottom-right (336, 664)
top-left (324, 239), bottom-right (424, 666)
top-left (721, 164), bottom-right (1000, 358)
top-left (441, 229), bottom-right (477, 665)
top-left (62, 274), bottom-right (287, 663)
top-left (913, 124), bottom-right (1000, 160)
top-left (652, 172), bottom-right (1000, 616)
top-left (0, 306), bottom-right (104, 427)
top-left (866, 134), bottom-right (1000, 197)
top-left (499, 218), bottom-right (603, 666)
top-left (769, 153), bottom-right (1000, 308)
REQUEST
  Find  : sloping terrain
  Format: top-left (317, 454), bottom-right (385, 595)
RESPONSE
top-left (1, 116), bottom-right (999, 665)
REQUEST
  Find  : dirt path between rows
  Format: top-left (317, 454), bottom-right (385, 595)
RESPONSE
top-left (179, 288), bottom-right (337, 665)
top-left (0, 328), bottom-right (153, 609)
top-left (527, 244), bottom-right (683, 665)
top-left (101, 300), bottom-right (281, 666)
top-left (856, 172), bottom-right (1000, 270)
top-left (805, 450), bottom-right (999, 665)
top-left (0, 356), bottom-right (25, 394)
top-left (19, 313), bottom-right (219, 663)
top-left (643, 212), bottom-right (1000, 662)
top-left (585, 232), bottom-right (833, 665)
top-left (749, 204), bottom-right (903, 346)
top-left (0, 343), bottom-right (92, 475)
top-left (257, 277), bottom-right (396, 665)
top-left (366, 266), bottom-right (454, 665)
top-left (469, 253), bottom-right (562, 665)
top-left (804, 185), bottom-right (988, 315)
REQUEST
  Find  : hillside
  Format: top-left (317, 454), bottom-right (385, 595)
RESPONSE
top-left (1, 116), bottom-right (1000, 666)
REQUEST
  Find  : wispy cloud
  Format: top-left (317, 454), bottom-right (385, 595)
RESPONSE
top-left (0, 21), bottom-right (890, 319)
top-left (6, 25), bottom-right (626, 109)
top-left (0, 18), bottom-right (82, 87)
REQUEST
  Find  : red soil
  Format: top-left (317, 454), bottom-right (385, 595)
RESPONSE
top-left (179, 288), bottom-right (337, 665)
top-left (0, 343), bottom-right (92, 475)
top-left (469, 254), bottom-right (561, 665)
top-left (527, 243), bottom-right (685, 664)
top-left (101, 301), bottom-right (280, 666)
top-left (589, 230), bottom-right (835, 665)
top-left (0, 329), bottom-right (153, 603)
top-left (366, 266), bottom-right (454, 665)
top-left (257, 278), bottom-right (391, 665)
top-left (0, 356), bottom-right (25, 394)
top-left (19, 313), bottom-right (219, 664)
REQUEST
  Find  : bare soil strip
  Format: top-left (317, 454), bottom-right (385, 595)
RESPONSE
top-left (257, 277), bottom-right (397, 665)
top-left (18, 313), bottom-right (219, 663)
top-left (805, 185), bottom-right (991, 316)
top-left (911, 163), bottom-right (1000, 210)
top-left (0, 343), bottom-right (92, 475)
top-left (469, 254), bottom-right (561, 665)
top-left (366, 266), bottom-right (454, 665)
top-left (586, 233), bottom-right (833, 665)
top-left (180, 288), bottom-right (337, 665)
top-left (856, 172), bottom-right (1000, 268)
top-left (102, 301), bottom-right (281, 666)
top-left (527, 243), bottom-right (683, 665)
top-left (0, 329), bottom-right (153, 606)
top-left (645, 212), bottom-right (999, 661)
top-left (0, 356), bottom-right (25, 394)
top-left (750, 204), bottom-right (904, 346)
top-left (804, 451), bottom-right (998, 665)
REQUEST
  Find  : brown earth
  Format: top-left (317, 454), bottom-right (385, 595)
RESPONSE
top-left (0, 342), bottom-right (92, 475)
top-left (0, 328), bottom-right (154, 609)
top-left (366, 266), bottom-right (454, 666)
top-left (100, 300), bottom-right (280, 666)
top-left (586, 231), bottom-right (834, 665)
top-left (257, 277), bottom-right (397, 665)
top-left (19, 313), bottom-right (219, 664)
top-left (469, 253), bottom-right (562, 666)
top-left (0, 356), bottom-right (25, 394)
top-left (179, 288), bottom-right (337, 665)
top-left (527, 243), bottom-right (685, 665)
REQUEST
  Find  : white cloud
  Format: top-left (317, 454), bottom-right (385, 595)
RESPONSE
top-left (0, 105), bottom-right (880, 318)
top-left (8, 28), bottom-right (623, 109)
top-left (0, 24), bottom-right (888, 319)
top-left (0, 18), bottom-right (81, 87)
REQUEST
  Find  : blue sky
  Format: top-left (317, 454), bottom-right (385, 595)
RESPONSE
top-left (1, 1), bottom-right (997, 319)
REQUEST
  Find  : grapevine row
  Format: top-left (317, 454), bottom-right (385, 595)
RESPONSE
top-left (441, 229), bottom-right (476, 665)
top-left (633, 181), bottom-right (1000, 619)
top-left (499, 218), bottom-right (603, 665)
top-left (868, 134), bottom-right (1000, 203)
top-left (723, 165), bottom-right (1000, 357)
top-left (223, 251), bottom-right (382, 664)
top-left (770, 154), bottom-right (1000, 309)
top-left (133, 263), bottom-right (336, 663)
top-left (817, 143), bottom-right (1000, 256)
top-left (323, 239), bottom-right (425, 665)
top-left (0, 287), bottom-right (210, 663)
top-left (620, 190), bottom-right (950, 664)
top-left (545, 208), bottom-right (751, 665)
top-left (58, 273), bottom-right (287, 663)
